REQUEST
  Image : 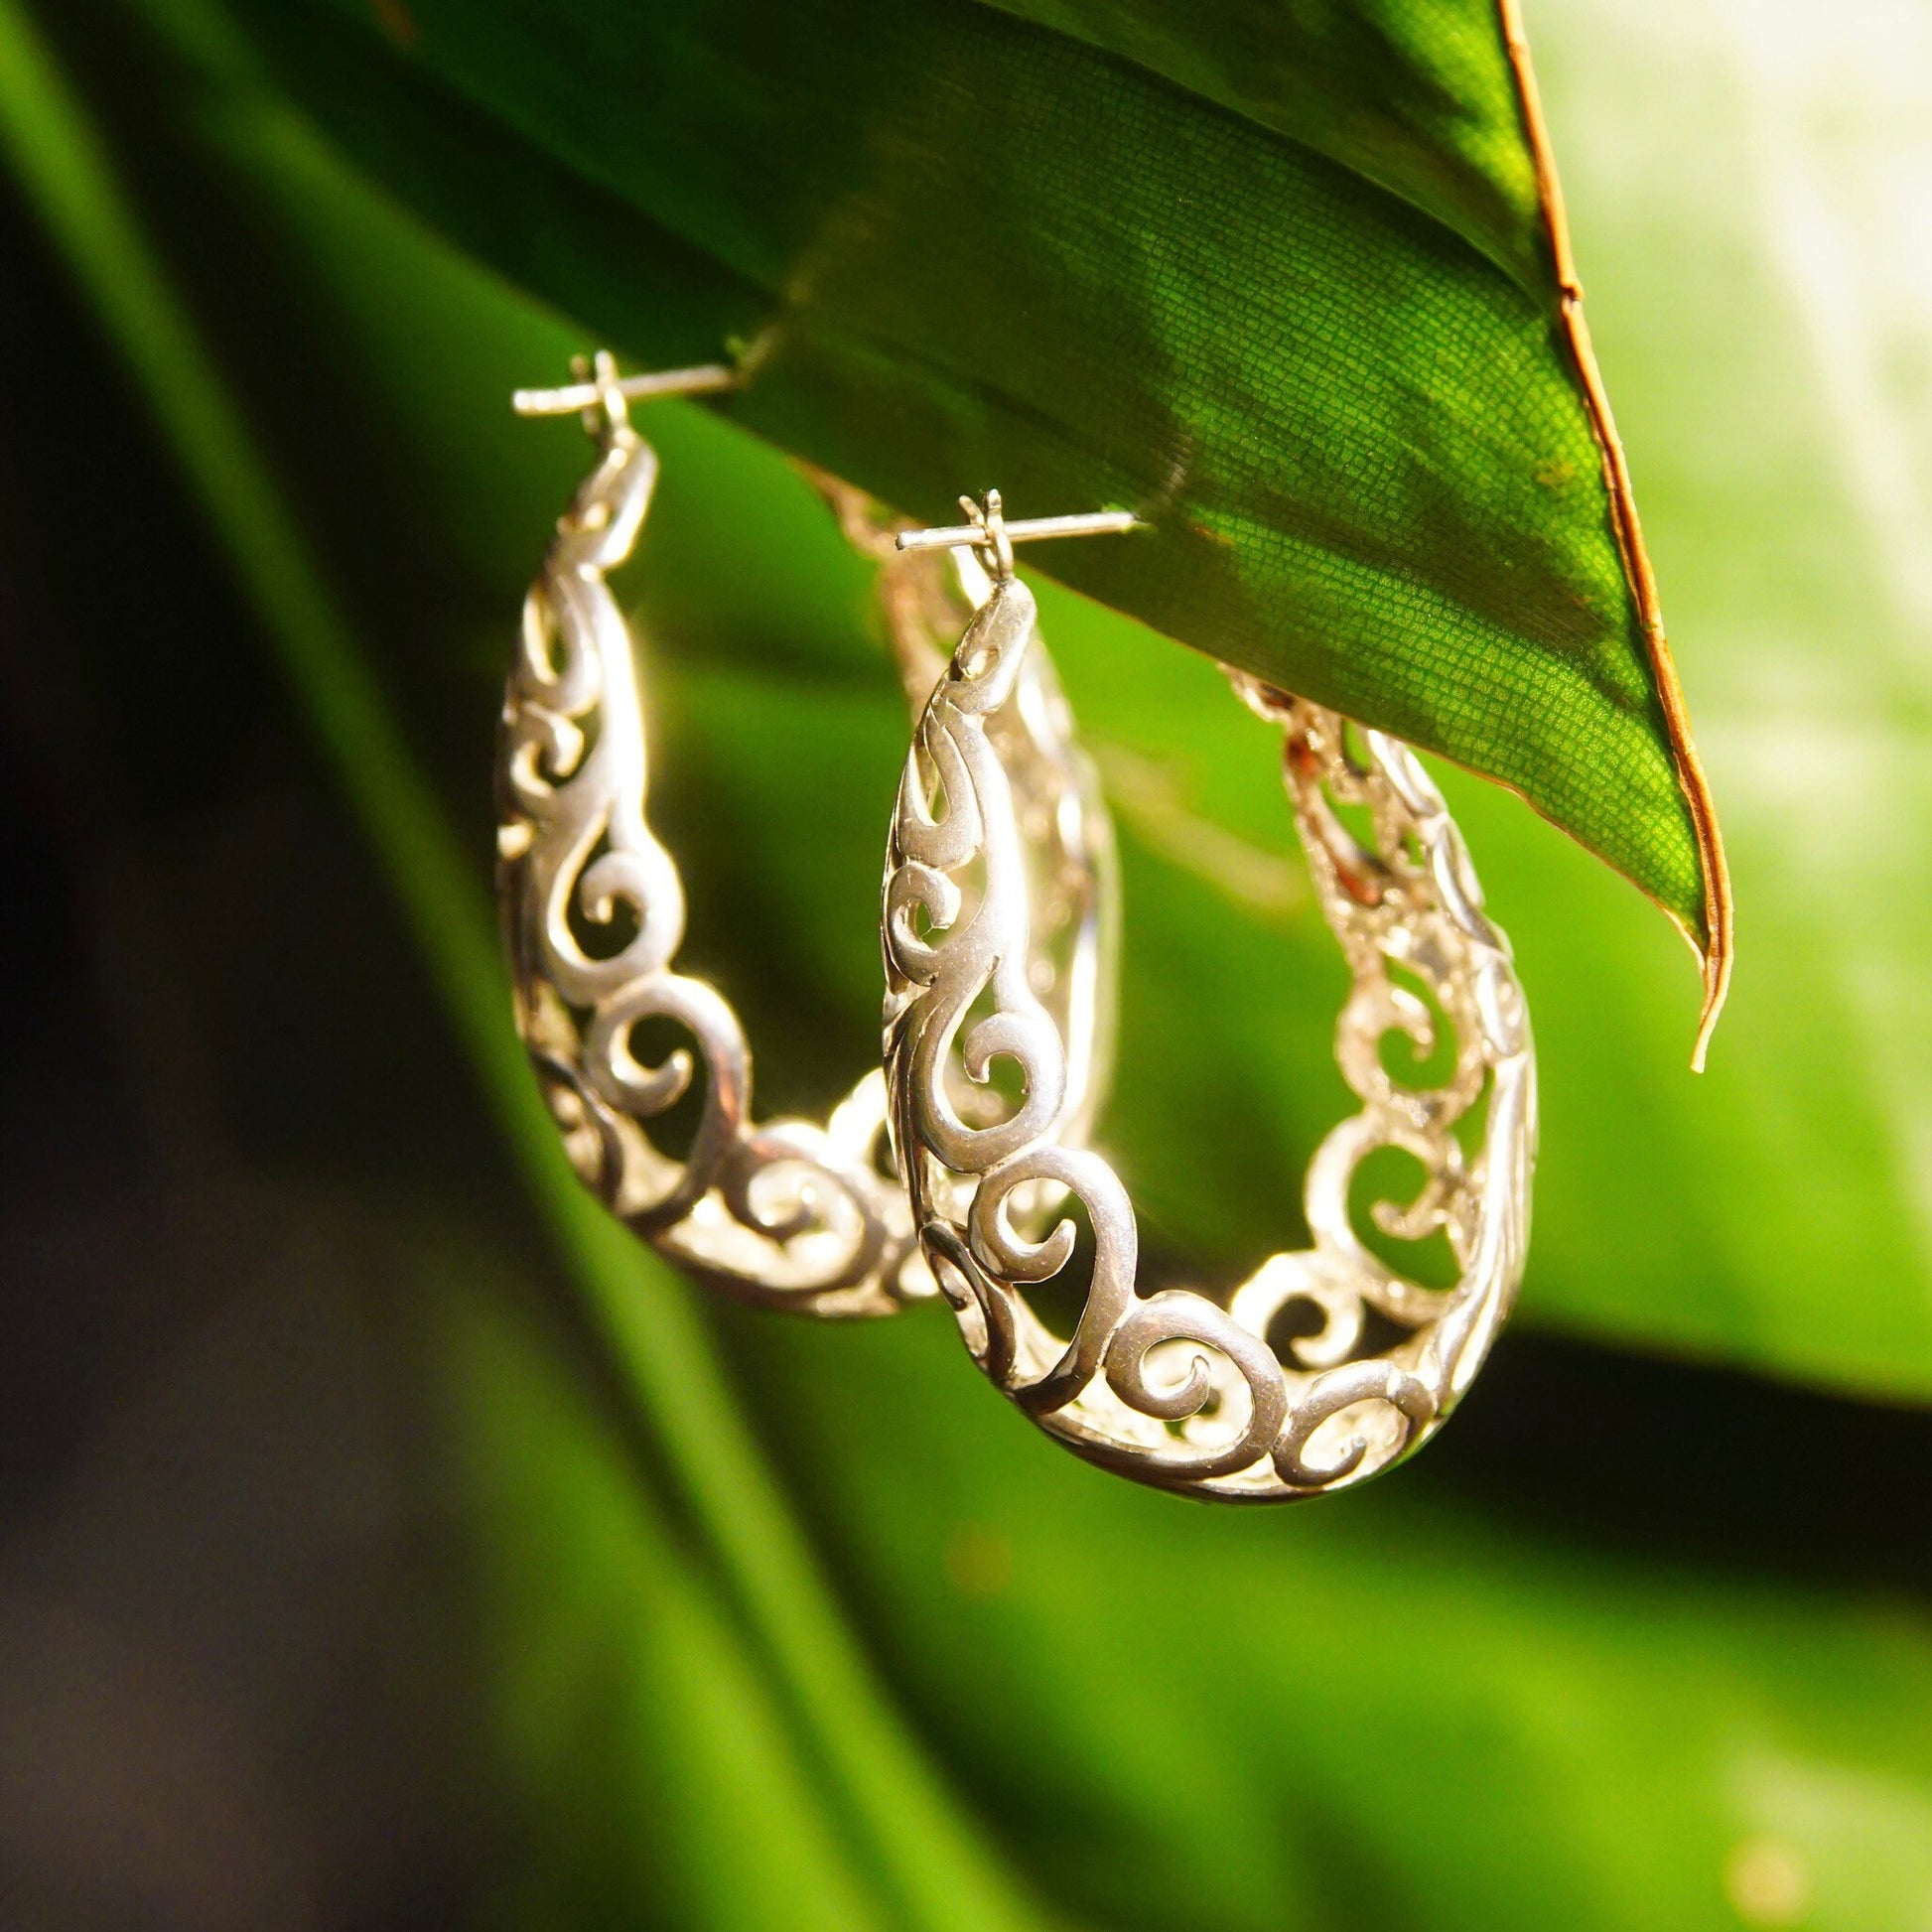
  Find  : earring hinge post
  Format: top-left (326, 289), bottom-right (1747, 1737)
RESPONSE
top-left (512, 362), bottom-right (739, 417)
top-left (896, 508), bottom-right (1142, 553)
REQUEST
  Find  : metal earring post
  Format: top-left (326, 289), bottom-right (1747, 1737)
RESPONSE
top-left (896, 488), bottom-right (1141, 580)
top-left (512, 352), bottom-right (739, 424)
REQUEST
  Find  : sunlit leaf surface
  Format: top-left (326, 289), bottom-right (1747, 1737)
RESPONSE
top-left (174, 47), bottom-right (1917, 1403)
top-left (218, 0), bottom-right (1724, 964)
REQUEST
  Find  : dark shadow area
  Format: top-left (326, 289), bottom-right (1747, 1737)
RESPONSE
top-left (1, 122), bottom-right (731, 1923)
top-left (0, 176), bottom-right (492, 1930)
top-left (1422, 1320), bottom-right (1932, 1598)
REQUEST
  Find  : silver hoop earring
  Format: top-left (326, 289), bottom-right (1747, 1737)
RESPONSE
top-left (884, 493), bottom-right (1536, 1496)
top-left (497, 361), bottom-right (1117, 1316)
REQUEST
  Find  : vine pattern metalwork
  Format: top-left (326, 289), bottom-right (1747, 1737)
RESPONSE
top-left (885, 539), bottom-right (1536, 1496)
top-left (499, 365), bottom-right (1115, 1315)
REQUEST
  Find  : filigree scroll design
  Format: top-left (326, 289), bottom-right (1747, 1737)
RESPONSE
top-left (885, 584), bottom-right (1536, 1498)
top-left (499, 397), bottom-right (1115, 1316)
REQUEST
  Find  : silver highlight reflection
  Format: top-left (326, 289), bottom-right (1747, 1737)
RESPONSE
top-left (886, 564), bottom-right (1536, 1498)
top-left (498, 364), bottom-right (1117, 1316)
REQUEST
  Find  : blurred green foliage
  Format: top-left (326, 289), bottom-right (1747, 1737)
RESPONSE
top-left (3, 0), bottom-right (1931, 1927)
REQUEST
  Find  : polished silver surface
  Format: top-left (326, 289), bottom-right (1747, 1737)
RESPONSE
top-left (498, 361), bottom-right (1116, 1315)
top-left (897, 507), bottom-right (1141, 556)
top-left (512, 361), bottom-right (738, 419)
top-left (885, 511), bottom-right (1536, 1497)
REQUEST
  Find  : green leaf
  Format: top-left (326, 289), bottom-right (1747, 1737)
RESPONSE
top-left (66, 0), bottom-right (1929, 1394)
top-left (726, 1303), bottom-right (1932, 1932)
top-left (428, 1162), bottom-right (1932, 1930)
top-left (970, 0), bottom-right (1546, 286)
top-left (1497, 0), bottom-right (1932, 1388)
top-left (215, 0), bottom-right (1727, 1010)
top-left (423, 1239), bottom-right (895, 1932)
top-left (14, 2), bottom-right (1932, 1927)
top-left (432, 1215), bottom-right (1932, 1932)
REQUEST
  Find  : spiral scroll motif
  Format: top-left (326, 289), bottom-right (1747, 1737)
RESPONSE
top-left (885, 586), bottom-right (1536, 1498)
top-left (499, 415), bottom-right (1118, 1318)
top-left (498, 415), bottom-right (913, 1314)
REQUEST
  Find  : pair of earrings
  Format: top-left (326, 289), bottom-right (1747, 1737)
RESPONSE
top-left (498, 353), bottom-right (1536, 1503)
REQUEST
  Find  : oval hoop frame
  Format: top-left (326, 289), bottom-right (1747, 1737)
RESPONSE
top-left (497, 393), bottom-right (1117, 1315)
top-left (884, 573), bottom-right (1537, 1496)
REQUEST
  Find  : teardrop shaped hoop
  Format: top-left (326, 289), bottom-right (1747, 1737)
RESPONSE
top-left (884, 545), bottom-right (1537, 1494)
top-left (497, 360), bottom-right (1118, 1315)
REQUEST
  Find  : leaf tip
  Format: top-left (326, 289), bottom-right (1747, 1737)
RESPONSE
top-left (1502, 0), bottom-right (1734, 1071)
top-left (1688, 901), bottom-right (1732, 1075)
top-left (1673, 843), bottom-right (1731, 1072)
top-left (1673, 704), bottom-right (1733, 1071)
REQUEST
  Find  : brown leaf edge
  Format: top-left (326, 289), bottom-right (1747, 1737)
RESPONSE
top-left (1498, 0), bottom-right (1733, 1069)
